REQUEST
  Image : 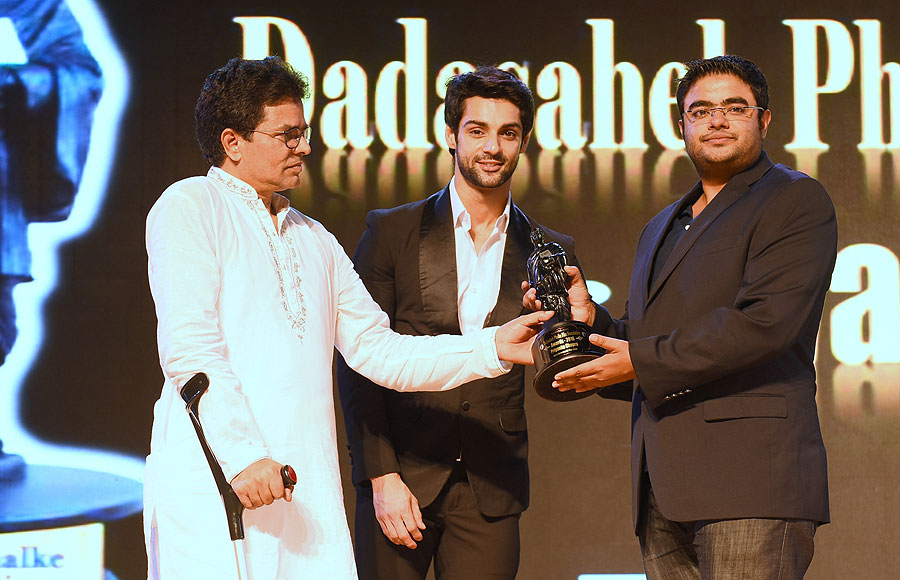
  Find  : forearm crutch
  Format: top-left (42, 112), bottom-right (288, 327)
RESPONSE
top-left (181, 372), bottom-right (297, 580)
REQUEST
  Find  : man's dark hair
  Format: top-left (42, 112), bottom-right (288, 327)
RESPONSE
top-left (195, 56), bottom-right (310, 166)
top-left (675, 55), bottom-right (769, 115)
top-left (444, 66), bottom-right (534, 155)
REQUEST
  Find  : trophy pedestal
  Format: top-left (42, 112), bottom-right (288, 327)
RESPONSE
top-left (531, 321), bottom-right (604, 402)
top-left (533, 353), bottom-right (602, 401)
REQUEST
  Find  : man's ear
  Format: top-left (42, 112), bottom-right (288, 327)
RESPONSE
top-left (520, 130), bottom-right (531, 154)
top-left (759, 109), bottom-right (772, 139)
top-left (445, 125), bottom-right (457, 153)
top-left (677, 119), bottom-right (685, 140)
top-left (221, 128), bottom-right (242, 162)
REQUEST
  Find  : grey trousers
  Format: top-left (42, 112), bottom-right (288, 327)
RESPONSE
top-left (639, 483), bottom-right (817, 580)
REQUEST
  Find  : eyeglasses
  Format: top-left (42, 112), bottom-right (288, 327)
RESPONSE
top-left (682, 105), bottom-right (765, 124)
top-left (249, 126), bottom-right (311, 149)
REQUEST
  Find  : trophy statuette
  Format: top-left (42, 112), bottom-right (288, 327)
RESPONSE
top-left (527, 228), bottom-right (604, 401)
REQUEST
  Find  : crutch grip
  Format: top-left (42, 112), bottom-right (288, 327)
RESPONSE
top-left (281, 464), bottom-right (297, 489)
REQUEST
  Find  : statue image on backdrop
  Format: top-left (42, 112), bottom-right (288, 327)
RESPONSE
top-left (0, 5), bottom-right (141, 579)
top-left (0, 0), bottom-right (102, 479)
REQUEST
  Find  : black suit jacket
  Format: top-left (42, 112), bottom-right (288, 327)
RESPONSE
top-left (337, 187), bottom-right (575, 518)
top-left (593, 152), bottom-right (837, 529)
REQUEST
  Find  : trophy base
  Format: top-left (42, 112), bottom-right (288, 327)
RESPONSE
top-left (533, 352), bottom-right (602, 402)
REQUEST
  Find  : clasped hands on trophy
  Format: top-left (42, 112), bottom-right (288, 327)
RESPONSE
top-left (521, 228), bottom-right (636, 401)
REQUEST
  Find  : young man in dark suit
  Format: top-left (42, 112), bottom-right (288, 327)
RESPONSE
top-left (532, 55), bottom-right (837, 579)
top-left (337, 66), bottom-right (576, 580)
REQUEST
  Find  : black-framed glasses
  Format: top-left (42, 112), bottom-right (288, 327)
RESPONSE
top-left (683, 105), bottom-right (765, 124)
top-left (249, 126), bottom-right (311, 149)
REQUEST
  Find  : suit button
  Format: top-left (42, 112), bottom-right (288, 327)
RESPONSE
top-left (461, 401), bottom-right (471, 411)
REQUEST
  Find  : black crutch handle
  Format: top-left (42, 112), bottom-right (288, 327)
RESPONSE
top-left (181, 372), bottom-right (297, 542)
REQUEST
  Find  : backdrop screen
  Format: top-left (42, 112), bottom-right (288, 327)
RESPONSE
top-left (1, 1), bottom-right (898, 578)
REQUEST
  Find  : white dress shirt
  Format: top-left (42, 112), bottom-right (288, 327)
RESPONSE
top-left (143, 167), bottom-right (510, 580)
top-left (449, 179), bottom-right (511, 335)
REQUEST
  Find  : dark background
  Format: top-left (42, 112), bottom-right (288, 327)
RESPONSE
top-left (7, 0), bottom-right (900, 578)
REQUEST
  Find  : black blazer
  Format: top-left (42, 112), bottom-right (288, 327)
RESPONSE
top-left (337, 187), bottom-right (575, 518)
top-left (594, 152), bottom-right (837, 529)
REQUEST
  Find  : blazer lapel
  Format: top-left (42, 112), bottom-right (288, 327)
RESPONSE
top-left (486, 204), bottom-right (531, 327)
top-left (636, 200), bottom-right (684, 314)
top-left (419, 188), bottom-right (462, 335)
top-left (646, 153), bottom-right (776, 307)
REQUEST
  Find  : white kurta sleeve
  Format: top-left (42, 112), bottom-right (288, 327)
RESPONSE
top-left (146, 184), bottom-right (269, 481)
top-left (329, 228), bottom-right (510, 391)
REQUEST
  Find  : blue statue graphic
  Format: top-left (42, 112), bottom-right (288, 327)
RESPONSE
top-left (0, 0), bottom-right (142, 492)
top-left (1, 0), bottom-right (102, 366)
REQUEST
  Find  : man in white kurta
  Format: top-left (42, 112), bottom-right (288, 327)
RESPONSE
top-left (143, 57), bottom-right (546, 580)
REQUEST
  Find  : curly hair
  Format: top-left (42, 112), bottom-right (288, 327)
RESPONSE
top-left (195, 56), bottom-right (310, 166)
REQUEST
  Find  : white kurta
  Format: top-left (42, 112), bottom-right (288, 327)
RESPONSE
top-left (143, 167), bottom-right (509, 580)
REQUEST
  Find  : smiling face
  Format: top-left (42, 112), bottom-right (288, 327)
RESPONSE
top-left (678, 74), bottom-right (771, 181)
top-left (221, 99), bottom-right (311, 196)
top-left (446, 96), bottom-right (529, 193)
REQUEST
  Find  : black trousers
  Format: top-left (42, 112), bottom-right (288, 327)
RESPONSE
top-left (354, 463), bottom-right (521, 580)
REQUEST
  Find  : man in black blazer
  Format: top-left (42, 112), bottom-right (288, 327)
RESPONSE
top-left (337, 67), bottom-right (575, 580)
top-left (536, 55), bottom-right (837, 579)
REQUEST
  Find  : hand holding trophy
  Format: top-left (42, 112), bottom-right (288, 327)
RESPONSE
top-left (527, 228), bottom-right (604, 401)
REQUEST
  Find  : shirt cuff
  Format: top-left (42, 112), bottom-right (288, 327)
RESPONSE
top-left (481, 327), bottom-right (513, 375)
top-left (222, 450), bottom-right (272, 483)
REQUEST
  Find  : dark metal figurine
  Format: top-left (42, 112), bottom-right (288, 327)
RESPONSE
top-left (527, 227), bottom-right (603, 402)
